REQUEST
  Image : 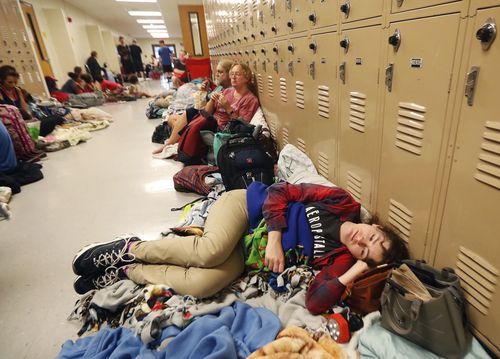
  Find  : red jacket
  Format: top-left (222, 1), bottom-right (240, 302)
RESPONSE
top-left (262, 182), bottom-right (360, 314)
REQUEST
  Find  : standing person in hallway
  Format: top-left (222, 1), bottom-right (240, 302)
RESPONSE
top-left (129, 40), bottom-right (144, 78)
top-left (158, 40), bottom-right (173, 80)
top-left (116, 36), bottom-right (135, 80)
top-left (86, 51), bottom-right (104, 82)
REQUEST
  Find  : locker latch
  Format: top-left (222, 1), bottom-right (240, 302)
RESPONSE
top-left (396, 0), bottom-right (404, 7)
top-left (287, 44), bottom-right (295, 54)
top-left (340, 0), bottom-right (350, 18)
top-left (388, 29), bottom-right (401, 51)
top-left (385, 63), bottom-right (394, 92)
top-left (309, 62), bottom-right (316, 80)
top-left (287, 20), bottom-right (294, 30)
top-left (340, 37), bottom-right (350, 53)
top-left (339, 62), bottom-right (346, 84)
top-left (288, 61), bottom-right (294, 76)
top-left (309, 11), bottom-right (317, 25)
top-left (274, 61), bottom-right (279, 73)
top-left (286, 0), bottom-right (292, 11)
top-left (464, 66), bottom-right (480, 106)
top-left (476, 17), bottom-right (496, 51)
top-left (309, 41), bottom-right (317, 54)
top-left (262, 61), bottom-right (267, 72)
top-left (270, 0), bottom-right (276, 18)
top-left (272, 46), bottom-right (279, 54)
top-left (271, 25), bottom-right (278, 34)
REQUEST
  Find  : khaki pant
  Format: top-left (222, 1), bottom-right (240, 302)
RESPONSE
top-left (128, 190), bottom-right (248, 298)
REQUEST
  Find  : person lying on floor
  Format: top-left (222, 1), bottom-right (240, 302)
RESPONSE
top-left (152, 62), bottom-right (259, 154)
top-left (72, 182), bottom-right (409, 315)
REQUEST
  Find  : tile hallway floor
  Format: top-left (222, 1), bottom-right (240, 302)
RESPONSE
top-left (0, 80), bottom-right (199, 358)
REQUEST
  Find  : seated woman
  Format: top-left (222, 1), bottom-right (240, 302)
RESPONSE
top-left (152, 61), bottom-right (258, 154)
top-left (172, 50), bottom-right (189, 89)
top-left (80, 74), bottom-right (97, 93)
top-left (95, 77), bottom-right (123, 94)
top-left (61, 72), bottom-right (84, 94)
top-left (72, 181), bottom-right (409, 317)
top-left (0, 66), bottom-right (45, 161)
top-left (126, 75), bottom-right (151, 98)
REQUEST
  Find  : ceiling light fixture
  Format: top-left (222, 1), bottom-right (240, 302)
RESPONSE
top-left (128, 11), bottom-right (161, 16)
top-left (147, 29), bottom-right (168, 33)
top-left (136, 19), bottom-right (164, 24)
top-left (116, 0), bottom-right (157, 3)
top-left (150, 33), bottom-right (169, 38)
top-left (142, 24), bottom-right (166, 29)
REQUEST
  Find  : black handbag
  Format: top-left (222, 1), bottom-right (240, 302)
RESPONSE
top-left (380, 260), bottom-right (471, 358)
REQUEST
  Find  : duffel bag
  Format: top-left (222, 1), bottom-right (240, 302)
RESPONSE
top-left (173, 165), bottom-right (220, 195)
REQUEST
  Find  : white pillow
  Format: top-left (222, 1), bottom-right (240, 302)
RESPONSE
top-left (249, 107), bottom-right (269, 131)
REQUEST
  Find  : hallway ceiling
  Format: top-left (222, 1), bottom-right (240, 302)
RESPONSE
top-left (64, 0), bottom-right (203, 39)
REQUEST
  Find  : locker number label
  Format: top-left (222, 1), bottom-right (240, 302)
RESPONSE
top-left (410, 58), bottom-right (423, 68)
top-left (355, 58), bottom-right (362, 65)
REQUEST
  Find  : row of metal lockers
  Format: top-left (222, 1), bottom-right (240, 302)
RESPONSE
top-left (0, 0), bottom-right (46, 94)
top-left (204, 0), bottom-right (500, 355)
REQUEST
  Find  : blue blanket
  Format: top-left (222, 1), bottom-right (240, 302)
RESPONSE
top-left (57, 301), bottom-right (281, 359)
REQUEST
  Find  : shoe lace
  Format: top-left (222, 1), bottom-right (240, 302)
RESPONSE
top-left (92, 267), bottom-right (120, 289)
top-left (92, 237), bottom-right (136, 268)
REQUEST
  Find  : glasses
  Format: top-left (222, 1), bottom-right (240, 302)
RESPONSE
top-left (229, 72), bottom-right (244, 77)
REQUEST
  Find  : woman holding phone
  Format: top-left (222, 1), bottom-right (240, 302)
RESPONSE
top-left (153, 62), bottom-right (259, 154)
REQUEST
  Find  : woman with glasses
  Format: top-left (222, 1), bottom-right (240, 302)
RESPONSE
top-left (152, 62), bottom-right (259, 154)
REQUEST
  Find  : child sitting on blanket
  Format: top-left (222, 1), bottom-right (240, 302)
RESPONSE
top-left (71, 182), bottom-right (409, 315)
top-left (126, 75), bottom-right (151, 98)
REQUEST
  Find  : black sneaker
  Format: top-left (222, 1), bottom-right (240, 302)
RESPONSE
top-left (72, 236), bottom-right (140, 276)
top-left (73, 266), bottom-right (128, 295)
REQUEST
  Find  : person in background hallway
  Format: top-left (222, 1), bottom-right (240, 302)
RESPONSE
top-left (117, 36), bottom-right (135, 79)
top-left (172, 50), bottom-right (189, 88)
top-left (61, 72), bottom-right (83, 94)
top-left (158, 40), bottom-right (173, 80)
top-left (129, 40), bottom-right (144, 78)
top-left (86, 51), bottom-right (104, 82)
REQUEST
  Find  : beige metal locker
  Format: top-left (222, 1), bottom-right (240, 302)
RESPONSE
top-left (376, 13), bottom-right (462, 258)
top-left (307, 31), bottom-right (340, 182)
top-left (339, 0), bottom-right (385, 23)
top-left (390, 0), bottom-right (462, 13)
top-left (284, 0), bottom-right (310, 34)
top-left (311, 0), bottom-right (339, 28)
top-left (434, 7), bottom-right (500, 355)
top-left (338, 25), bottom-right (383, 211)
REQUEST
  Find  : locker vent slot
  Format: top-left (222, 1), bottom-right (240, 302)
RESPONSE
top-left (475, 121), bottom-right (500, 190)
top-left (347, 171), bottom-right (362, 202)
top-left (252, 0), bottom-right (258, 12)
top-left (282, 127), bottom-right (289, 145)
top-left (297, 138), bottom-right (306, 153)
top-left (257, 74), bottom-right (264, 94)
top-left (267, 76), bottom-right (274, 97)
top-left (318, 85), bottom-right (330, 118)
top-left (295, 81), bottom-right (305, 109)
top-left (395, 102), bottom-right (427, 156)
top-left (280, 77), bottom-right (287, 102)
top-left (349, 92), bottom-right (367, 133)
top-left (388, 199), bottom-right (412, 242)
top-left (270, 120), bottom-right (277, 139)
top-left (318, 152), bottom-right (329, 178)
top-left (456, 246), bottom-right (498, 315)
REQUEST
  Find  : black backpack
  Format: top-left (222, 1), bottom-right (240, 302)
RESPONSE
top-left (217, 134), bottom-right (275, 190)
top-left (151, 121), bottom-right (171, 144)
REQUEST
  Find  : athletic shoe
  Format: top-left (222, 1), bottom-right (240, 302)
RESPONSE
top-left (72, 235), bottom-right (140, 276)
top-left (73, 266), bottom-right (127, 295)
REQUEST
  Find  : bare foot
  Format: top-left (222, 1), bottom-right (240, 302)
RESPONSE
top-left (152, 145), bottom-right (165, 154)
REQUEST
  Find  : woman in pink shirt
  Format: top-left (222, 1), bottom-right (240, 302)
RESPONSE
top-left (153, 63), bottom-right (259, 153)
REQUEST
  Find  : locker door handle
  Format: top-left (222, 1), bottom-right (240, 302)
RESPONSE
top-left (274, 61), bottom-right (279, 73)
top-left (388, 29), bottom-right (401, 51)
top-left (270, 0), bottom-right (276, 18)
top-left (464, 66), bottom-right (480, 106)
top-left (339, 62), bottom-right (346, 84)
top-left (309, 62), bottom-right (315, 80)
top-left (286, 0), bottom-right (292, 11)
top-left (396, 0), bottom-right (404, 6)
top-left (262, 61), bottom-right (267, 72)
top-left (288, 61), bottom-right (294, 76)
top-left (385, 63), bottom-right (394, 92)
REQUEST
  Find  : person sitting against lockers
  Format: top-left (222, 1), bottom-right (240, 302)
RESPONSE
top-left (80, 74), bottom-right (97, 93)
top-left (61, 72), bottom-right (84, 95)
top-left (152, 62), bottom-right (259, 154)
top-left (70, 181), bottom-right (410, 316)
top-left (171, 50), bottom-right (190, 89)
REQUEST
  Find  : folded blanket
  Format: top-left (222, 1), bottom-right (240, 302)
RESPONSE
top-left (248, 326), bottom-right (346, 359)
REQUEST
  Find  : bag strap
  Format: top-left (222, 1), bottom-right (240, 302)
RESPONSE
top-left (381, 287), bottom-right (423, 336)
top-left (170, 196), bottom-right (206, 211)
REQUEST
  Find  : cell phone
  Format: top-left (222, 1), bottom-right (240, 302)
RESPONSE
top-left (213, 85), bottom-right (223, 93)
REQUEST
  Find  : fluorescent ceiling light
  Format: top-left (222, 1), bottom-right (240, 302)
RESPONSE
top-left (136, 19), bottom-right (164, 24)
top-left (128, 11), bottom-right (161, 16)
top-left (151, 33), bottom-right (169, 38)
top-left (116, 0), bottom-right (157, 3)
top-left (147, 29), bottom-right (168, 33)
top-left (142, 24), bottom-right (166, 29)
